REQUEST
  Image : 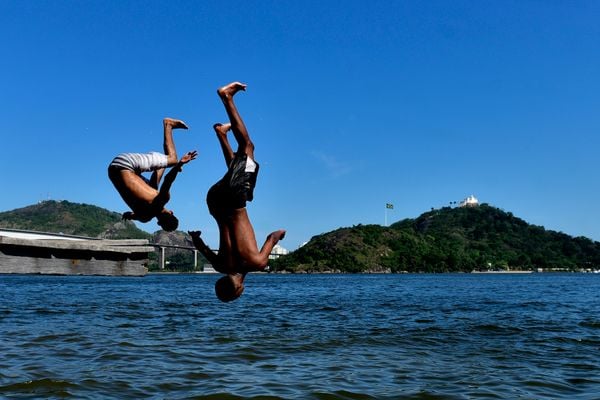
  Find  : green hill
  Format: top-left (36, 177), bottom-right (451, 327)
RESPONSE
top-left (0, 200), bottom-right (152, 239)
top-left (4, 201), bottom-right (599, 273)
top-left (270, 204), bottom-right (600, 273)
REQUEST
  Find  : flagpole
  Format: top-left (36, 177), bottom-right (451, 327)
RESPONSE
top-left (385, 203), bottom-right (393, 227)
top-left (385, 207), bottom-right (387, 227)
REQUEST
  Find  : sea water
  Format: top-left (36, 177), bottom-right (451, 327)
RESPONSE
top-left (1, 273), bottom-right (599, 399)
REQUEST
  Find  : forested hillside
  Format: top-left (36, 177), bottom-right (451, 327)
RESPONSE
top-left (0, 200), bottom-right (151, 239)
top-left (270, 204), bottom-right (600, 273)
top-left (4, 201), bottom-right (598, 273)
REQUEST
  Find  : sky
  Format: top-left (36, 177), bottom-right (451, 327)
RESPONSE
top-left (1, 1), bottom-right (599, 251)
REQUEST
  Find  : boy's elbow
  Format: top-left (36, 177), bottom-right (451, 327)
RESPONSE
top-left (246, 256), bottom-right (268, 271)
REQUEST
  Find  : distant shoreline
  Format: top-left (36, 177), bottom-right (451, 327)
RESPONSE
top-left (145, 270), bottom-right (597, 275)
top-left (471, 270), bottom-right (533, 274)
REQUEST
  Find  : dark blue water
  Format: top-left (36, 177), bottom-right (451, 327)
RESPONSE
top-left (1, 273), bottom-right (600, 399)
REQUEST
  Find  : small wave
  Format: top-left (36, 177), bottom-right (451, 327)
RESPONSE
top-left (30, 334), bottom-right (61, 343)
top-left (212, 336), bottom-right (237, 344)
top-left (472, 324), bottom-right (524, 334)
top-left (181, 371), bottom-right (213, 380)
top-left (566, 377), bottom-right (600, 385)
top-left (320, 306), bottom-right (341, 311)
top-left (33, 308), bottom-right (66, 315)
top-left (115, 341), bottom-right (141, 348)
top-left (579, 320), bottom-right (600, 329)
top-left (187, 392), bottom-right (260, 400)
top-left (311, 390), bottom-right (377, 400)
top-left (553, 336), bottom-right (600, 346)
top-left (238, 353), bottom-right (269, 362)
top-left (521, 378), bottom-right (578, 396)
top-left (116, 322), bottom-right (137, 328)
top-left (0, 378), bottom-right (79, 397)
top-left (562, 362), bottom-right (600, 371)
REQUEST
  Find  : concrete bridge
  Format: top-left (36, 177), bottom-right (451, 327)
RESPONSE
top-left (152, 242), bottom-right (216, 272)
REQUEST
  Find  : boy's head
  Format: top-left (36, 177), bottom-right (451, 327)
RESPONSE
top-left (157, 210), bottom-right (179, 232)
top-left (215, 274), bottom-right (245, 302)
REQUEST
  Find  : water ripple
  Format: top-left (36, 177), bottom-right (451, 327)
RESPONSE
top-left (1, 274), bottom-right (600, 398)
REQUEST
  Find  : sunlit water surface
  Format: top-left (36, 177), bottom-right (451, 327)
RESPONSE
top-left (1, 273), bottom-right (600, 399)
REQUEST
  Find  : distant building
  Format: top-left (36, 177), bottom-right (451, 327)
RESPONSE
top-left (269, 244), bottom-right (289, 260)
top-left (459, 195), bottom-right (480, 208)
top-left (202, 264), bottom-right (217, 273)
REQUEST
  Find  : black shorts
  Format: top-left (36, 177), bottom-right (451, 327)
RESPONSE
top-left (207, 153), bottom-right (259, 216)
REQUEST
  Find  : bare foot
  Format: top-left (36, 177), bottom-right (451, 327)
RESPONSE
top-left (213, 123), bottom-right (231, 137)
top-left (217, 82), bottom-right (247, 99)
top-left (268, 230), bottom-right (286, 244)
top-left (164, 118), bottom-right (189, 130)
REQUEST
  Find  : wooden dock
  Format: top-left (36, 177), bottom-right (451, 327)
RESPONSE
top-left (0, 229), bottom-right (153, 276)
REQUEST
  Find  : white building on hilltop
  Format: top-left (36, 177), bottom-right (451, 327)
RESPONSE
top-left (459, 195), bottom-right (480, 208)
top-left (269, 244), bottom-right (289, 260)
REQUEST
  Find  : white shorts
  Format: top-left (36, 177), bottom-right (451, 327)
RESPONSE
top-left (109, 152), bottom-right (169, 174)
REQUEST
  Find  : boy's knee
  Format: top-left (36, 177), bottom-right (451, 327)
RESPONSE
top-left (167, 154), bottom-right (178, 165)
top-left (246, 254), bottom-right (267, 270)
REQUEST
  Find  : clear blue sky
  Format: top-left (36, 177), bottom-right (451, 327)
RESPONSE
top-left (2, 1), bottom-right (599, 250)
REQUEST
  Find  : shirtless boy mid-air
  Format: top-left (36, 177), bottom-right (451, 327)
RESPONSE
top-left (189, 82), bottom-right (285, 302)
top-left (108, 118), bottom-right (197, 231)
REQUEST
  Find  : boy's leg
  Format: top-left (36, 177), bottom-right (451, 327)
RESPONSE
top-left (258, 229), bottom-right (287, 264)
top-left (152, 118), bottom-right (188, 186)
top-left (217, 82), bottom-right (255, 159)
top-left (163, 118), bottom-right (188, 165)
top-left (213, 123), bottom-right (235, 167)
top-left (229, 208), bottom-right (285, 270)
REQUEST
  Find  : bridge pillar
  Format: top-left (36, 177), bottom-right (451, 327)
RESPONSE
top-left (158, 247), bottom-right (166, 270)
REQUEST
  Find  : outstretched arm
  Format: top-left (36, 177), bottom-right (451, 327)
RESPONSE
top-left (154, 150), bottom-right (197, 207)
top-left (188, 231), bottom-right (220, 266)
top-left (149, 168), bottom-right (165, 189)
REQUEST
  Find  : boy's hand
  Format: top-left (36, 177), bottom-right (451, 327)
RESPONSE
top-left (180, 150), bottom-right (198, 165)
